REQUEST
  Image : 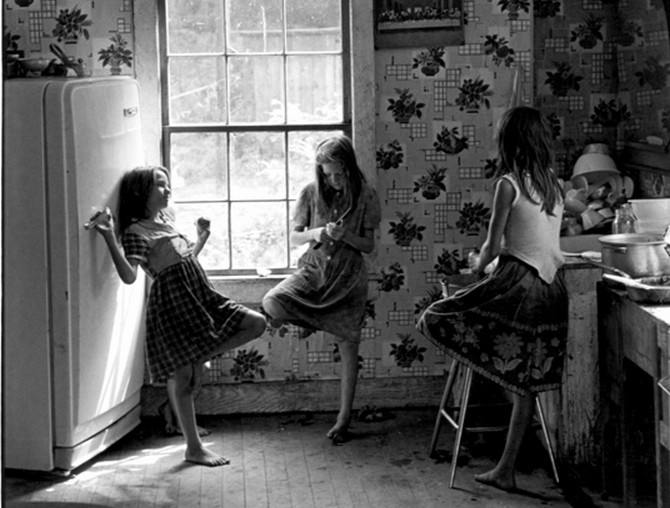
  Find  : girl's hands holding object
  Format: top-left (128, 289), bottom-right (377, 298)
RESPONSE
top-left (86, 207), bottom-right (113, 234)
top-left (467, 251), bottom-right (481, 272)
top-left (326, 222), bottom-right (345, 241)
top-left (311, 227), bottom-right (326, 243)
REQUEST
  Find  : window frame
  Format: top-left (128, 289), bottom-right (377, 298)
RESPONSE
top-left (156, 0), bottom-right (352, 276)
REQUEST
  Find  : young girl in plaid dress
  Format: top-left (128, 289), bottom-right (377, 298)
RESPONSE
top-left (93, 165), bottom-right (266, 467)
top-left (417, 107), bottom-right (568, 491)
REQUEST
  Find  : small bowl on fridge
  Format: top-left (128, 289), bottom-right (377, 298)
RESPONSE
top-left (17, 57), bottom-right (50, 73)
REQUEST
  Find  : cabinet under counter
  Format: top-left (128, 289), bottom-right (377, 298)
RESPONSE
top-left (597, 282), bottom-right (670, 508)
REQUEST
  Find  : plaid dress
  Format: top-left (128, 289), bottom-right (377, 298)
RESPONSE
top-left (417, 256), bottom-right (568, 395)
top-left (123, 210), bottom-right (249, 383)
top-left (264, 182), bottom-right (381, 341)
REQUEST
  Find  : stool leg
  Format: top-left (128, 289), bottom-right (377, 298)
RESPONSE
top-left (429, 359), bottom-right (460, 456)
top-left (449, 366), bottom-right (473, 489)
top-left (535, 397), bottom-right (560, 485)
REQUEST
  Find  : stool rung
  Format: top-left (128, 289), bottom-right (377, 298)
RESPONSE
top-left (430, 359), bottom-right (561, 489)
top-left (439, 408), bottom-right (508, 433)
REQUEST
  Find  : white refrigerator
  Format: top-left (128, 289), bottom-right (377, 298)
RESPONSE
top-left (3, 77), bottom-right (147, 473)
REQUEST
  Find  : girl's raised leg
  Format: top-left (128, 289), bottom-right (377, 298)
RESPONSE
top-left (213, 310), bottom-right (267, 353)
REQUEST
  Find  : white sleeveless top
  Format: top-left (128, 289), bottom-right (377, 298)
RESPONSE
top-left (500, 174), bottom-right (565, 284)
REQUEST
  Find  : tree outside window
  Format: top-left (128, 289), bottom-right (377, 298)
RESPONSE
top-left (159, 0), bottom-right (351, 274)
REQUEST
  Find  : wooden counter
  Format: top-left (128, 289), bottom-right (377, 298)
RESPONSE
top-left (598, 283), bottom-right (670, 507)
top-left (539, 259), bottom-right (603, 482)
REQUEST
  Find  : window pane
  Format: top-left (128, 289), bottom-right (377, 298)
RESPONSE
top-left (170, 133), bottom-right (228, 201)
top-left (226, 0), bottom-right (283, 53)
top-left (167, 0), bottom-right (225, 54)
top-left (288, 130), bottom-right (343, 199)
top-left (286, 0), bottom-right (342, 52)
top-left (173, 202), bottom-right (230, 270)
top-left (229, 56), bottom-right (284, 123)
top-left (287, 55), bottom-right (342, 123)
top-left (231, 202), bottom-right (287, 269)
top-left (161, 0), bottom-right (350, 274)
top-left (229, 132), bottom-right (285, 200)
top-left (169, 57), bottom-right (226, 124)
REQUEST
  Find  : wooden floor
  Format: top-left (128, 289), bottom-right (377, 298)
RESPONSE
top-left (4, 409), bottom-right (613, 508)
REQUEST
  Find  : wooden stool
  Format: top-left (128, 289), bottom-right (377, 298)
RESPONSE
top-left (429, 357), bottom-right (561, 488)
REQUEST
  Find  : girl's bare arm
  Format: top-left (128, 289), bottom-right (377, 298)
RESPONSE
top-left (192, 219), bottom-right (211, 258)
top-left (290, 226), bottom-right (325, 247)
top-left (332, 225), bottom-right (375, 254)
top-left (93, 214), bottom-right (139, 284)
top-left (291, 224), bottom-right (375, 254)
top-left (477, 178), bottom-right (515, 271)
top-left (99, 229), bottom-right (139, 284)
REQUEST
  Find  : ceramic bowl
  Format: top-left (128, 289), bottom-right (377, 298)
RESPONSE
top-left (18, 57), bottom-right (50, 73)
top-left (572, 153), bottom-right (619, 184)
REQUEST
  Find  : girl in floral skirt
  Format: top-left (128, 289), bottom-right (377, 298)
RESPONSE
top-left (417, 106), bottom-right (568, 491)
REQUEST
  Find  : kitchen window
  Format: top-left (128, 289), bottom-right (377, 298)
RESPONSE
top-left (158, 0), bottom-right (351, 275)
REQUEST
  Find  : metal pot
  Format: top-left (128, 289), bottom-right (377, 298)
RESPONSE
top-left (598, 233), bottom-right (670, 278)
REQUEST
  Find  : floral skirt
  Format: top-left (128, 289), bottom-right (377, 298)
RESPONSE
top-left (416, 256), bottom-right (568, 395)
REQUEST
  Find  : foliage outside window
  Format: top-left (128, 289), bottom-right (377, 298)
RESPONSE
top-left (158, 0), bottom-right (351, 275)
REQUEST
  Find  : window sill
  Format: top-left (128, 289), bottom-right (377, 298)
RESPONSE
top-left (209, 274), bottom-right (285, 305)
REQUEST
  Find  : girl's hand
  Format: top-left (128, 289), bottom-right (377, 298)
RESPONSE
top-left (196, 217), bottom-right (211, 242)
top-left (467, 251), bottom-right (481, 272)
top-left (311, 227), bottom-right (326, 243)
top-left (196, 217), bottom-right (211, 233)
top-left (326, 222), bottom-right (345, 241)
top-left (91, 207), bottom-right (114, 235)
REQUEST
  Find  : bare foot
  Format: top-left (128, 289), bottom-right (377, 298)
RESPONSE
top-left (185, 447), bottom-right (230, 467)
top-left (474, 470), bottom-right (517, 492)
top-left (326, 422), bottom-right (350, 445)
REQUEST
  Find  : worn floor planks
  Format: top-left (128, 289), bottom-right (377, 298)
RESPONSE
top-left (4, 409), bottom-right (589, 508)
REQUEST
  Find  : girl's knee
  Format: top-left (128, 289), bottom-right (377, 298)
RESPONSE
top-left (263, 292), bottom-right (291, 315)
top-left (243, 310), bottom-right (267, 338)
top-left (261, 294), bottom-right (278, 317)
top-left (169, 366), bottom-right (196, 395)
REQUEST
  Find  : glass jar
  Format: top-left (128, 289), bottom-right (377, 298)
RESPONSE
top-left (612, 203), bottom-right (637, 234)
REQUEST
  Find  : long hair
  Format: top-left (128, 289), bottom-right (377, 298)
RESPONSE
top-left (313, 135), bottom-right (366, 216)
top-left (494, 106), bottom-right (563, 215)
top-left (117, 165), bottom-right (169, 233)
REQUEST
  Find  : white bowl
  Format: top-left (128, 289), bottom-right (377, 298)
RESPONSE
top-left (629, 198), bottom-right (670, 222)
top-left (572, 153), bottom-right (619, 184)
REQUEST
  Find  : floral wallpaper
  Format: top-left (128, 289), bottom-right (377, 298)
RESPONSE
top-left (535, 0), bottom-right (670, 178)
top-left (4, 0), bottom-right (134, 77)
top-left (371, 0), bottom-right (534, 382)
top-left (4, 0), bottom-right (669, 392)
